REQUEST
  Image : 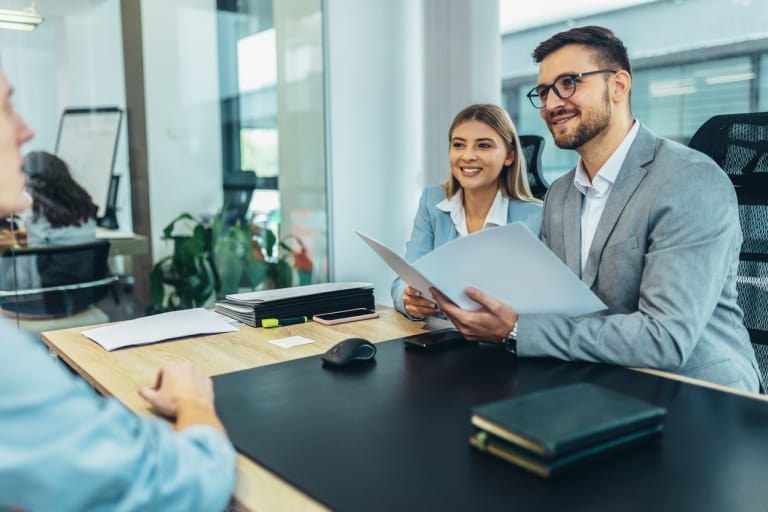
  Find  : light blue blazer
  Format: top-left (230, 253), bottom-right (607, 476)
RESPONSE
top-left (391, 185), bottom-right (542, 318)
top-left (522, 124), bottom-right (762, 392)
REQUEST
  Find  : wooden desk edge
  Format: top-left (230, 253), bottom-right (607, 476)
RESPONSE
top-left (633, 367), bottom-right (768, 402)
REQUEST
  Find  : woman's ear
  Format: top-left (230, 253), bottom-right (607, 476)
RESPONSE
top-left (504, 149), bottom-right (515, 167)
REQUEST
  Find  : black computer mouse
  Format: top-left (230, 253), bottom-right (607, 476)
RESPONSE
top-left (321, 337), bottom-right (377, 366)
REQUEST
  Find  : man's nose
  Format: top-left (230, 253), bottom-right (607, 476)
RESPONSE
top-left (542, 89), bottom-right (565, 111)
top-left (17, 115), bottom-right (34, 144)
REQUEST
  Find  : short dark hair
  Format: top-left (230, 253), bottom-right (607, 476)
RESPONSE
top-left (532, 25), bottom-right (631, 75)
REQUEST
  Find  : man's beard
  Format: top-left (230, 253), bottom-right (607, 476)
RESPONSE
top-left (549, 92), bottom-right (612, 150)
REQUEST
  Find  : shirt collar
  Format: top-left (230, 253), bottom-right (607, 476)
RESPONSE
top-left (437, 189), bottom-right (509, 236)
top-left (573, 120), bottom-right (640, 195)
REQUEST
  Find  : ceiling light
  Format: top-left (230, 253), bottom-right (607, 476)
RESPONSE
top-left (0, 3), bottom-right (43, 32)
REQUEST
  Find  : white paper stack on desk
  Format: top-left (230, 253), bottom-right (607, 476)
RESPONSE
top-left (214, 281), bottom-right (375, 327)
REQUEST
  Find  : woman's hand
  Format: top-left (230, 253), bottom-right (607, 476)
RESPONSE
top-left (402, 285), bottom-right (441, 318)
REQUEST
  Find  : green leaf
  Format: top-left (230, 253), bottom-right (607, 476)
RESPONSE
top-left (246, 259), bottom-right (267, 289)
top-left (265, 229), bottom-right (277, 258)
top-left (274, 259), bottom-right (293, 288)
top-left (162, 212), bottom-right (197, 239)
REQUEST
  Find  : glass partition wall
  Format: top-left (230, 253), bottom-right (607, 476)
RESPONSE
top-left (1, 0), bottom-right (329, 305)
top-left (217, 0), bottom-right (328, 288)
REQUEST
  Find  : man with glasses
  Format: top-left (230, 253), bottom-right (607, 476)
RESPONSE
top-left (434, 25), bottom-right (762, 392)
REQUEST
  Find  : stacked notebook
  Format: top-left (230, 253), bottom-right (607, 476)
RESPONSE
top-left (214, 281), bottom-right (375, 327)
top-left (470, 382), bottom-right (666, 478)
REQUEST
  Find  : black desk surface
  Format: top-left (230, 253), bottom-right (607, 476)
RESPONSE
top-left (213, 339), bottom-right (768, 512)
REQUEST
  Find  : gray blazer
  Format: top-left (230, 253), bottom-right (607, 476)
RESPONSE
top-left (391, 185), bottom-right (542, 318)
top-left (519, 124), bottom-right (761, 391)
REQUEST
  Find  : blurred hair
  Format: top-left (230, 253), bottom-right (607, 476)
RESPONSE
top-left (444, 104), bottom-right (538, 202)
top-left (23, 151), bottom-right (98, 228)
top-left (532, 25), bottom-right (631, 75)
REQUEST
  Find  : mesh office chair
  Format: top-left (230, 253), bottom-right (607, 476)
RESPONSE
top-left (520, 135), bottom-right (549, 199)
top-left (0, 240), bottom-right (118, 335)
top-left (688, 112), bottom-right (768, 385)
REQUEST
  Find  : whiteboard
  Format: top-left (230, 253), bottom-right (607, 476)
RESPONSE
top-left (55, 107), bottom-right (122, 218)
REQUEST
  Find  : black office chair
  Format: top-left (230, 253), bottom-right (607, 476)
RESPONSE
top-left (222, 172), bottom-right (258, 228)
top-left (519, 135), bottom-right (549, 199)
top-left (0, 240), bottom-right (118, 334)
top-left (688, 112), bottom-right (768, 385)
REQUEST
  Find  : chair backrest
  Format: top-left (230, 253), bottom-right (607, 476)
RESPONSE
top-left (519, 135), bottom-right (548, 199)
top-left (222, 171), bottom-right (258, 227)
top-left (688, 112), bottom-right (768, 384)
top-left (0, 239), bottom-right (116, 316)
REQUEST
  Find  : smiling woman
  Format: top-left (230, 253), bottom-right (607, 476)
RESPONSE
top-left (391, 103), bottom-right (543, 321)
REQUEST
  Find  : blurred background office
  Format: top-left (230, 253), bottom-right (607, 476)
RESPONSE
top-left (1, 0), bottom-right (766, 316)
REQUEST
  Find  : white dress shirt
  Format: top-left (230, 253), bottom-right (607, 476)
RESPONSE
top-left (436, 188), bottom-right (509, 236)
top-left (573, 121), bottom-right (640, 272)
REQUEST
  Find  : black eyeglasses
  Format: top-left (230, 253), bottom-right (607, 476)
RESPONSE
top-left (526, 69), bottom-right (618, 109)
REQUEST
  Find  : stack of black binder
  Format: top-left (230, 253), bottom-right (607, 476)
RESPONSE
top-left (469, 382), bottom-right (666, 478)
top-left (214, 282), bottom-right (375, 327)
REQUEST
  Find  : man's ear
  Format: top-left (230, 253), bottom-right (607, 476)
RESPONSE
top-left (612, 69), bottom-right (632, 103)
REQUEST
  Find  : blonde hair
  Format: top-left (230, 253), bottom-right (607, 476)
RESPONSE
top-left (444, 104), bottom-right (539, 203)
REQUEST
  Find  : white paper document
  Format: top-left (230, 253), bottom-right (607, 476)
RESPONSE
top-left (269, 335), bottom-right (316, 348)
top-left (357, 223), bottom-right (606, 316)
top-left (82, 308), bottom-right (239, 351)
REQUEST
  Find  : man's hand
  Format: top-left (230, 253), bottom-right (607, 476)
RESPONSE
top-left (431, 286), bottom-right (518, 343)
top-left (138, 361), bottom-right (225, 433)
top-left (402, 285), bottom-right (442, 318)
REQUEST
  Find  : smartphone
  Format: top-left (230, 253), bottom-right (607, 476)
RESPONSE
top-left (312, 308), bottom-right (380, 325)
top-left (403, 329), bottom-right (467, 351)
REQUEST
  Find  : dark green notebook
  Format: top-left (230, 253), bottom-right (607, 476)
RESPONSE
top-left (470, 423), bottom-right (663, 478)
top-left (470, 383), bottom-right (666, 458)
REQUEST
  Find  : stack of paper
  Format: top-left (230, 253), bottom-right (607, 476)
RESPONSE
top-left (215, 282), bottom-right (375, 327)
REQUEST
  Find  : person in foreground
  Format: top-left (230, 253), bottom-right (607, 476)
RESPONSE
top-left (0, 71), bottom-right (236, 511)
top-left (392, 103), bottom-right (542, 319)
top-left (432, 26), bottom-right (762, 392)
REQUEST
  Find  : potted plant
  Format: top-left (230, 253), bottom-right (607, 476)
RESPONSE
top-left (148, 211), bottom-right (297, 314)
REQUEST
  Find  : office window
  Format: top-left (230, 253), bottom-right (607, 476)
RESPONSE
top-left (759, 54), bottom-right (768, 111)
top-left (505, 54), bottom-right (762, 183)
top-left (633, 57), bottom-right (753, 145)
top-left (216, 0), bottom-right (329, 286)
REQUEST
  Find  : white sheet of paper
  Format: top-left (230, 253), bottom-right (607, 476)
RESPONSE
top-left (269, 335), bottom-right (315, 348)
top-left (82, 308), bottom-right (239, 351)
top-left (357, 223), bottom-right (606, 316)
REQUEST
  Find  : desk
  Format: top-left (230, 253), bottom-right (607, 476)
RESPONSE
top-left (41, 308), bottom-right (422, 511)
top-left (41, 309), bottom-right (768, 511)
top-left (95, 228), bottom-right (149, 258)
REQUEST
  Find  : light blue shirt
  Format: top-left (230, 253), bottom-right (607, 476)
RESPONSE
top-left (0, 320), bottom-right (236, 512)
top-left (435, 189), bottom-right (510, 236)
top-left (392, 185), bottom-right (542, 318)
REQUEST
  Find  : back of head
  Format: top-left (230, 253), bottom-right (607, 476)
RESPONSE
top-left (445, 104), bottom-right (537, 202)
top-left (23, 151), bottom-right (98, 228)
top-left (532, 25), bottom-right (631, 76)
